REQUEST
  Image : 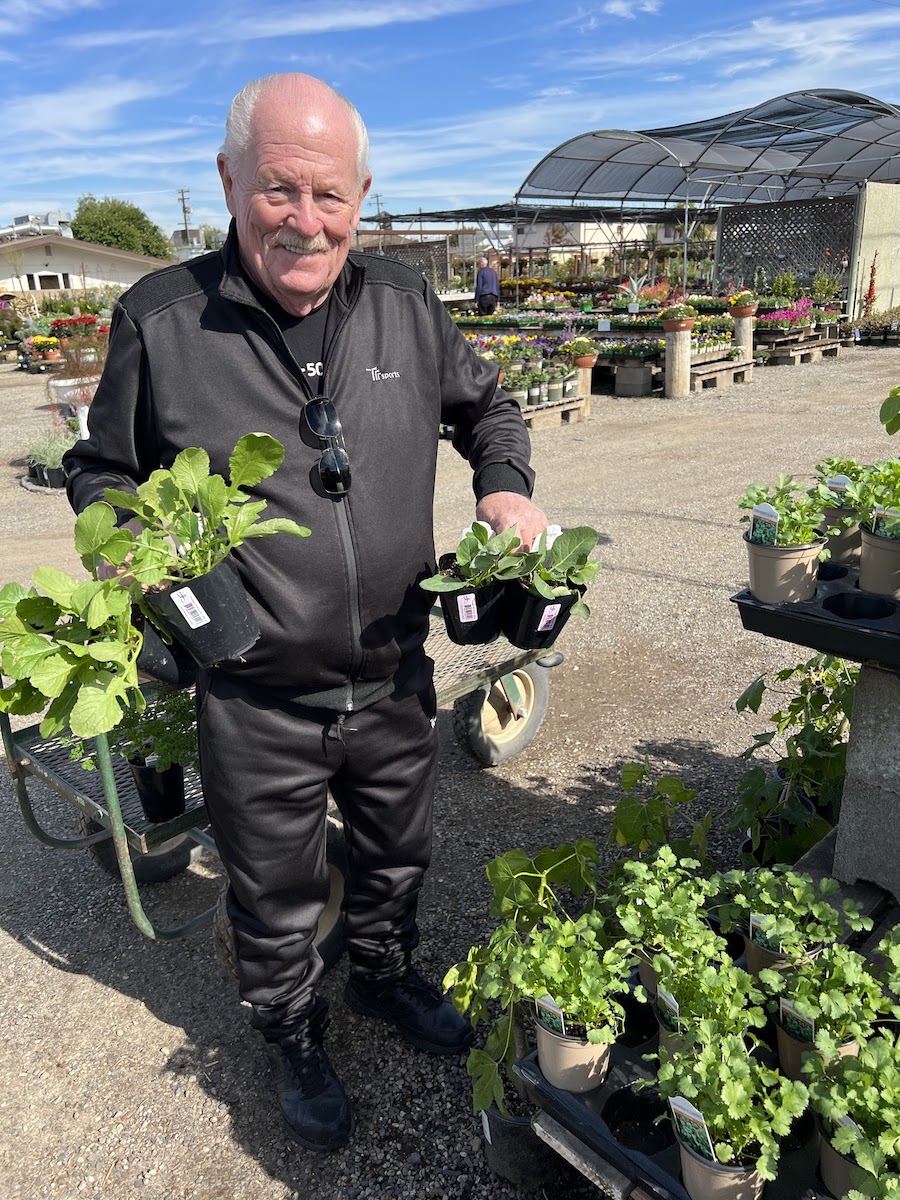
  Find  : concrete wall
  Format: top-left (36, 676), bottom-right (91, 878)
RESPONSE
top-left (850, 182), bottom-right (900, 317)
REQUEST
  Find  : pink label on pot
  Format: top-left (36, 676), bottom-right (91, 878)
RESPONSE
top-left (170, 587), bottom-right (211, 629)
top-left (456, 593), bottom-right (479, 623)
top-left (538, 603), bottom-right (562, 631)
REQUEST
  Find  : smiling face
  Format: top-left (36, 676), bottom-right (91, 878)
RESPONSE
top-left (218, 77), bottom-right (371, 317)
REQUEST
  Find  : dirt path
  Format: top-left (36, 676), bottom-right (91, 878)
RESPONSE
top-left (1, 349), bottom-right (899, 1200)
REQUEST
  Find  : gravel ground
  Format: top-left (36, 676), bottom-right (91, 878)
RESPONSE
top-left (1, 349), bottom-right (899, 1200)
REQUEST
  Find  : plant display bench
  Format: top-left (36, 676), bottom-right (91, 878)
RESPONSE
top-left (689, 357), bottom-right (754, 392)
top-left (0, 612), bottom-right (562, 941)
top-left (520, 394), bottom-right (591, 429)
top-left (732, 564), bottom-right (900, 902)
top-left (765, 338), bottom-right (844, 367)
top-left (511, 1040), bottom-right (831, 1200)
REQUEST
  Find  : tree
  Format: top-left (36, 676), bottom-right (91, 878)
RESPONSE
top-left (199, 224), bottom-right (226, 249)
top-left (71, 195), bottom-right (173, 260)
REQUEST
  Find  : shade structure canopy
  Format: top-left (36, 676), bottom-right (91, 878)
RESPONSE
top-left (518, 90), bottom-right (900, 207)
top-left (382, 201), bottom-right (714, 225)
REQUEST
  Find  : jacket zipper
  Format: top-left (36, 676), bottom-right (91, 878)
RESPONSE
top-left (243, 286), bottom-right (365, 713)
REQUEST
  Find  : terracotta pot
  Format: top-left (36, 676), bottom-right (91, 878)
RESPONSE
top-left (573, 354), bottom-right (597, 367)
top-left (859, 524), bottom-right (900, 599)
top-left (729, 305), bottom-right (759, 318)
top-left (744, 534), bottom-right (824, 604)
top-left (676, 1135), bottom-right (764, 1200)
top-left (774, 1019), bottom-right (857, 1081)
top-left (661, 318), bottom-right (695, 332)
top-left (533, 1022), bottom-right (610, 1093)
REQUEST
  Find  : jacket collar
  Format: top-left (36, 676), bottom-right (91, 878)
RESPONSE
top-left (217, 219), bottom-right (365, 314)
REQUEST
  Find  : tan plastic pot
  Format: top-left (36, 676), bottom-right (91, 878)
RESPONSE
top-left (822, 506), bottom-right (861, 566)
top-left (774, 1019), bottom-right (858, 1081)
top-left (859, 525), bottom-right (900, 598)
top-left (817, 1114), bottom-right (873, 1199)
top-left (677, 1136), bottom-right (764, 1200)
top-left (743, 933), bottom-right (821, 977)
top-left (534, 1022), bottom-right (610, 1093)
top-left (637, 948), bottom-right (657, 994)
top-left (744, 534), bottom-right (824, 604)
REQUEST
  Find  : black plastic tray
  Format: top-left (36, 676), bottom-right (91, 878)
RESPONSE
top-left (731, 563), bottom-right (900, 668)
top-left (514, 1042), bottom-right (828, 1200)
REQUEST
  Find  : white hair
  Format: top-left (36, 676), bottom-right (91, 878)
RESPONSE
top-left (220, 74), bottom-right (370, 190)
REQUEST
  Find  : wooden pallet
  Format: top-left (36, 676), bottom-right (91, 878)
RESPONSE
top-left (765, 338), bottom-right (843, 366)
top-left (690, 359), bottom-right (754, 391)
top-left (520, 395), bottom-right (591, 429)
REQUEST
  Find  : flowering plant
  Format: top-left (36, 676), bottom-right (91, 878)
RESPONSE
top-left (728, 290), bottom-right (756, 308)
top-left (658, 303), bottom-right (698, 321)
top-left (30, 336), bottom-right (60, 351)
top-left (49, 315), bottom-right (98, 338)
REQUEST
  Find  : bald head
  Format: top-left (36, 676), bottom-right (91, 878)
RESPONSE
top-left (221, 73), bottom-right (370, 190)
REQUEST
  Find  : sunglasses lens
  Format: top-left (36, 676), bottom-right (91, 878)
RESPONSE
top-left (319, 446), bottom-right (351, 495)
top-left (306, 400), bottom-right (342, 439)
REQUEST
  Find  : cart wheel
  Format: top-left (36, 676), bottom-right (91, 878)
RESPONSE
top-left (77, 815), bottom-right (199, 883)
top-left (452, 661), bottom-right (551, 766)
top-left (213, 817), bottom-right (348, 978)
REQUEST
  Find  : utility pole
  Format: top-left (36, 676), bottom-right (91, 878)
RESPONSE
top-left (177, 189), bottom-right (191, 240)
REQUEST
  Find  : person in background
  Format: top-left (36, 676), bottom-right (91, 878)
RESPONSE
top-left (63, 73), bottom-right (547, 1153)
top-left (474, 256), bottom-right (500, 315)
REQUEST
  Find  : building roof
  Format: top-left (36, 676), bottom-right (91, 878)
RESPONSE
top-left (517, 89), bottom-right (900, 207)
top-left (383, 201), bottom-right (712, 225)
top-left (0, 234), bottom-right (171, 266)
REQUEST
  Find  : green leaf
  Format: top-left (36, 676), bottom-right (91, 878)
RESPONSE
top-left (0, 678), bottom-right (46, 716)
top-left (1, 632), bottom-right (56, 678)
top-left (69, 680), bottom-right (126, 737)
top-left (32, 566), bottom-right (78, 608)
top-left (467, 1050), bottom-right (507, 1115)
top-left (74, 502), bottom-right (119, 573)
top-left (550, 526), bottom-right (599, 575)
top-left (0, 582), bottom-right (29, 616)
top-left (243, 518), bottom-right (311, 539)
top-left (735, 676), bottom-right (766, 713)
top-left (228, 434), bottom-right (285, 490)
top-left (30, 653), bottom-right (79, 698)
top-left (170, 447), bottom-right (210, 495)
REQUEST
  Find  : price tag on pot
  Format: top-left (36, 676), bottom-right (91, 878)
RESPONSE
top-left (537, 603), bottom-right (562, 632)
top-left (669, 1096), bottom-right (715, 1162)
top-left (748, 503), bottom-right (779, 546)
top-left (826, 475), bottom-right (851, 497)
top-left (456, 593), bottom-right (479, 623)
top-left (481, 1110), bottom-right (492, 1145)
top-left (779, 998), bottom-right (815, 1043)
top-left (170, 586), bottom-right (211, 629)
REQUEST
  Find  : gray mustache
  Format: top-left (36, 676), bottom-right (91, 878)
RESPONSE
top-left (272, 232), bottom-right (330, 253)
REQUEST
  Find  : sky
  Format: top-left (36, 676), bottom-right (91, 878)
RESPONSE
top-left (2, 0), bottom-right (899, 238)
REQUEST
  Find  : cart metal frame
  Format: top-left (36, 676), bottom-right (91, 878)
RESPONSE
top-left (1, 612), bottom-right (558, 943)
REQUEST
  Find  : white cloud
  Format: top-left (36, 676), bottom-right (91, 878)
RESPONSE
top-left (601, 0), bottom-right (661, 18)
top-left (0, 79), bottom-right (172, 140)
top-left (0, 0), bottom-right (100, 37)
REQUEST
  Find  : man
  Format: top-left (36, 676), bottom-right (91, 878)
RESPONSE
top-left (64, 74), bottom-right (547, 1152)
top-left (474, 255), bottom-right (500, 315)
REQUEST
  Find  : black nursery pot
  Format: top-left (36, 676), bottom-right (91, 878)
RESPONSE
top-left (435, 555), bottom-right (504, 645)
top-left (44, 466), bottom-right (66, 488)
top-left (129, 761), bottom-right (186, 823)
top-left (144, 559), bottom-right (260, 668)
top-left (481, 1104), bottom-right (555, 1189)
top-left (501, 583), bottom-right (579, 650)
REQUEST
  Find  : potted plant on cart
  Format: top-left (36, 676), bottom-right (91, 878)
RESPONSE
top-left (738, 475), bottom-right (836, 604)
top-left (499, 525), bottom-right (601, 650)
top-left (420, 522), bottom-right (525, 645)
top-left (843, 459), bottom-right (900, 599)
top-left (759, 932), bottom-right (900, 1082)
top-left (805, 1028), bottom-right (900, 1199)
top-left (811, 458), bottom-right (870, 567)
top-left (714, 866), bottom-right (873, 976)
top-left (77, 433), bottom-right (311, 668)
top-left (728, 290), bottom-right (759, 318)
top-left (443, 839), bottom-right (601, 1187)
top-left (107, 688), bottom-right (198, 823)
top-left (650, 953), bottom-right (767, 1061)
top-left (653, 1026), bottom-right (810, 1200)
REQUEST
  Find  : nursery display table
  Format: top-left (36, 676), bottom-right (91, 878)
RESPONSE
top-left (0, 610), bottom-right (561, 941)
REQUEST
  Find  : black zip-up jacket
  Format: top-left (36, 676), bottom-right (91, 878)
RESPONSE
top-left (64, 230), bottom-right (534, 710)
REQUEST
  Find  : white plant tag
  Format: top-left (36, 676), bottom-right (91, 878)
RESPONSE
top-left (534, 995), bottom-right (567, 1036)
top-left (670, 1096), bottom-right (715, 1162)
top-left (170, 586), bottom-right (211, 629)
top-left (657, 988), bottom-right (681, 1032)
top-left (537, 603), bottom-right (562, 632)
top-left (481, 1110), bottom-right (492, 1144)
top-left (749, 502), bottom-right (779, 546)
top-left (873, 505), bottom-right (900, 537)
top-left (750, 912), bottom-right (782, 953)
top-left (456, 593), bottom-right (479, 623)
top-left (597, 318), bottom-right (611, 331)
top-left (531, 524), bottom-right (562, 551)
top-left (780, 998), bottom-right (815, 1043)
top-left (826, 475), bottom-right (851, 496)
top-left (835, 1114), bottom-right (864, 1140)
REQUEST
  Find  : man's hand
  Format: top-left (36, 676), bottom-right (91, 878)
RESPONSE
top-left (97, 518), bottom-right (144, 585)
top-left (475, 492), bottom-right (549, 551)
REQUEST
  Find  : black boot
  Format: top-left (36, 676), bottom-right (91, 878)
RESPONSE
top-left (265, 1009), bottom-right (354, 1151)
top-left (345, 966), bottom-right (474, 1054)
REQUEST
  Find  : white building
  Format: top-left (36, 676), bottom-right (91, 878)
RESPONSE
top-left (0, 235), bottom-right (169, 294)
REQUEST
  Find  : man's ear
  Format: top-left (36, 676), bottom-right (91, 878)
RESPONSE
top-left (217, 155), bottom-right (237, 218)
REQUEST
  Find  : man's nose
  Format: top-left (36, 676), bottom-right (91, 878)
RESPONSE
top-left (283, 193), bottom-right (322, 236)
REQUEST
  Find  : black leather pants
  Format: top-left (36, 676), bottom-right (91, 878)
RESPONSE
top-left (196, 669), bottom-right (438, 1042)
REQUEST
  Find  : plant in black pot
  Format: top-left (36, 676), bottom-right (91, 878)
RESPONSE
top-left (419, 522), bottom-right (525, 645)
top-left (109, 688), bottom-right (198, 823)
top-left (75, 434), bottom-right (310, 668)
top-left (500, 525), bottom-right (601, 650)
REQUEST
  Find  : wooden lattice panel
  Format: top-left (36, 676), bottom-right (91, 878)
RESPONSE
top-left (717, 195), bottom-right (856, 285)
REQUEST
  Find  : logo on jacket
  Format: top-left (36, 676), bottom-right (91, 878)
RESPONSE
top-left (366, 367), bottom-right (401, 381)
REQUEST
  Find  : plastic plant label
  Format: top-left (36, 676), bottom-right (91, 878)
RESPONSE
top-left (872, 505), bottom-right (900, 538)
top-left (456, 593), bottom-right (479, 623)
top-left (481, 1110), bottom-right (492, 1145)
top-left (537, 603), bottom-right (562, 632)
top-left (748, 503), bottom-right (779, 546)
top-left (656, 988), bottom-right (681, 1033)
top-left (780, 998), bottom-right (815, 1043)
top-left (170, 586), bottom-right (211, 629)
top-left (670, 1096), bottom-right (715, 1162)
top-left (834, 1114), bottom-right (864, 1141)
top-left (597, 318), bottom-right (611, 331)
top-left (827, 475), bottom-right (851, 496)
top-left (750, 912), bottom-right (782, 952)
top-left (534, 995), bottom-right (566, 1037)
